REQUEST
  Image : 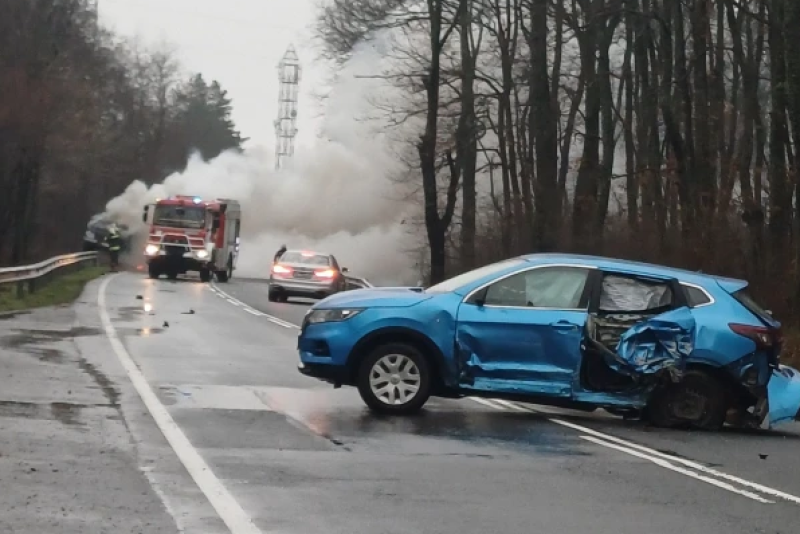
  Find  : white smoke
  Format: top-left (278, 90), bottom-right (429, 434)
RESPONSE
top-left (104, 36), bottom-right (422, 286)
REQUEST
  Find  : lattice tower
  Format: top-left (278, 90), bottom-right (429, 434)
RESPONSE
top-left (274, 44), bottom-right (300, 170)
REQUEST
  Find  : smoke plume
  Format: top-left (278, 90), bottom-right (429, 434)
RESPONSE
top-left (104, 38), bottom-right (421, 286)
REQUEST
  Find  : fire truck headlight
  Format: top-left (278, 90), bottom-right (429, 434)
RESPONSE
top-left (195, 250), bottom-right (209, 259)
top-left (145, 244), bottom-right (159, 256)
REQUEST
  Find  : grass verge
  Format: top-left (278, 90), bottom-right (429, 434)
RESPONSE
top-left (0, 266), bottom-right (107, 313)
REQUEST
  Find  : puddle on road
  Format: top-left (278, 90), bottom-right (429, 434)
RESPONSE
top-left (0, 310), bottom-right (31, 321)
top-left (0, 326), bottom-right (102, 349)
top-left (262, 388), bottom-right (589, 457)
top-left (77, 358), bottom-right (120, 406)
top-left (0, 400), bottom-right (115, 427)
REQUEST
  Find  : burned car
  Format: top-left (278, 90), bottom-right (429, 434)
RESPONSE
top-left (82, 213), bottom-right (130, 252)
top-left (297, 253), bottom-right (800, 430)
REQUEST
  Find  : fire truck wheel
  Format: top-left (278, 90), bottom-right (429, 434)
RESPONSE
top-left (199, 269), bottom-right (211, 283)
top-left (147, 265), bottom-right (160, 279)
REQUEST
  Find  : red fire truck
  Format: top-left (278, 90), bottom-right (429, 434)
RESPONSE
top-left (141, 195), bottom-right (241, 282)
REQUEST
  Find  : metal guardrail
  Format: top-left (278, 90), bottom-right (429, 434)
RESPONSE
top-left (0, 251), bottom-right (100, 298)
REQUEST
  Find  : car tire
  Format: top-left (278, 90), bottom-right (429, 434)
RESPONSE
top-left (357, 342), bottom-right (432, 416)
top-left (147, 265), bottom-right (160, 279)
top-left (646, 369), bottom-right (728, 431)
top-left (268, 290), bottom-right (279, 302)
top-left (199, 268), bottom-right (211, 283)
top-left (166, 270), bottom-right (179, 281)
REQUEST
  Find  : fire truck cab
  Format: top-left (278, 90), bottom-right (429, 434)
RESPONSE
top-left (142, 195), bottom-right (241, 282)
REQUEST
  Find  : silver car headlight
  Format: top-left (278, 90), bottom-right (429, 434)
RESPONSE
top-left (305, 309), bottom-right (363, 325)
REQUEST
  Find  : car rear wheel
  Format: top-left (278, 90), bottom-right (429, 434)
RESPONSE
top-left (357, 343), bottom-right (431, 415)
top-left (646, 369), bottom-right (728, 430)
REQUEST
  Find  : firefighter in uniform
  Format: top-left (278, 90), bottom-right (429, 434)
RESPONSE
top-left (105, 224), bottom-right (123, 272)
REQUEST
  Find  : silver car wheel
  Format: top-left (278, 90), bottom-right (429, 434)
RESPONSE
top-left (369, 354), bottom-right (421, 405)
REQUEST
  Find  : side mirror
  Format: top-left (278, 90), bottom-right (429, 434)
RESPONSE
top-left (342, 267), bottom-right (349, 273)
top-left (142, 205), bottom-right (149, 223)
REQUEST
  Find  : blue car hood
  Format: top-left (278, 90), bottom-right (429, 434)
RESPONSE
top-left (609, 307), bottom-right (696, 377)
top-left (314, 287), bottom-right (433, 309)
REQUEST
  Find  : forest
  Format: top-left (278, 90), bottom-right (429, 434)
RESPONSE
top-left (0, 0), bottom-right (243, 266)
top-left (317, 0), bottom-right (800, 320)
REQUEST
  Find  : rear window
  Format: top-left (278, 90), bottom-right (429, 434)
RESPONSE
top-left (732, 289), bottom-right (774, 323)
top-left (280, 252), bottom-right (331, 266)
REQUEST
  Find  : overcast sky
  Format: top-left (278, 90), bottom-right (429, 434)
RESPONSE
top-left (99, 0), bottom-right (327, 149)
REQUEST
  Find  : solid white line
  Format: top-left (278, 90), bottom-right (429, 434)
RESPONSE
top-left (495, 400), bottom-right (800, 506)
top-left (98, 275), bottom-right (263, 534)
top-left (579, 435), bottom-right (774, 504)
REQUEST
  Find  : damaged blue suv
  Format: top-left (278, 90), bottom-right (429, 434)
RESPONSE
top-left (297, 254), bottom-right (800, 430)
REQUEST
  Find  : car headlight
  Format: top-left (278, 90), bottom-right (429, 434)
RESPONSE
top-left (305, 309), bottom-right (363, 325)
top-left (195, 249), bottom-right (208, 259)
top-left (145, 244), bottom-right (160, 256)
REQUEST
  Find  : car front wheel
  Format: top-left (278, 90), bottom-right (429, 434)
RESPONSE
top-left (357, 342), bottom-right (431, 415)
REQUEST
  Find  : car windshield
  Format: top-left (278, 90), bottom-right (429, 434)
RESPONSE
top-left (281, 251), bottom-right (331, 266)
top-left (153, 205), bottom-right (205, 229)
top-left (425, 258), bottom-right (526, 294)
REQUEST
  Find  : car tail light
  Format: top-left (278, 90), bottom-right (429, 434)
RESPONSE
top-left (314, 269), bottom-right (336, 279)
top-left (272, 264), bottom-right (292, 275)
top-left (729, 323), bottom-right (780, 350)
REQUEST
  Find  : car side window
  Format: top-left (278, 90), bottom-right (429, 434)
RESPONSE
top-left (483, 267), bottom-right (590, 308)
top-left (599, 274), bottom-right (673, 312)
top-left (683, 285), bottom-right (711, 307)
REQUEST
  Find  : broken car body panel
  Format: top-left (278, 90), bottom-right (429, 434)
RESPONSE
top-left (767, 366), bottom-right (800, 427)
top-left (611, 307), bottom-right (695, 377)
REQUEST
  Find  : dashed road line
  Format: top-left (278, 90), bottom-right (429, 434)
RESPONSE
top-left (209, 280), bottom-right (800, 507)
top-left (99, 275), bottom-right (263, 534)
top-left (210, 283), bottom-right (298, 329)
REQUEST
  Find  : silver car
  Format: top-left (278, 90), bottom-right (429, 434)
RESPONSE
top-left (268, 250), bottom-right (349, 302)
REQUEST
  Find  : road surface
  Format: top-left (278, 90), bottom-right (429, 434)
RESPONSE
top-left (2, 272), bottom-right (800, 534)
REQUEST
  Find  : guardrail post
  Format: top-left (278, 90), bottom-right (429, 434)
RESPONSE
top-left (28, 278), bottom-right (36, 294)
top-left (16, 281), bottom-right (24, 299)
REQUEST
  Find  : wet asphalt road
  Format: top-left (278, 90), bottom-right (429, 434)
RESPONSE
top-left (4, 272), bottom-right (800, 533)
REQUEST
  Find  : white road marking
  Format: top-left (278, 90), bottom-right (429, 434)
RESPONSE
top-left (211, 283), bottom-right (298, 329)
top-left (206, 280), bottom-right (800, 507)
top-left (98, 275), bottom-right (264, 534)
top-left (579, 435), bottom-right (774, 503)
top-left (475, 398), bottom-right (800, 505)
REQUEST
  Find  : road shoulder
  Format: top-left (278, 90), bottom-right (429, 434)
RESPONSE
top-left (0, 277), bottom-right (185, 534)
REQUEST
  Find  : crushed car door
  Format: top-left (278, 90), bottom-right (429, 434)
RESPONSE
top-left (454, 265), bottom-right (593, 397)
top-left (577, 271), bottom-right (692, 396)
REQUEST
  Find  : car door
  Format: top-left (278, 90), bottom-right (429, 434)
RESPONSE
top-left (454, 265), bottom-right (593, 397)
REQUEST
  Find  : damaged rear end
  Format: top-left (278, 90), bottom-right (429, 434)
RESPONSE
top-left (584, 275), bottom-right (800, 430)
top-left (720, 282), bottom-right (800, 428)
